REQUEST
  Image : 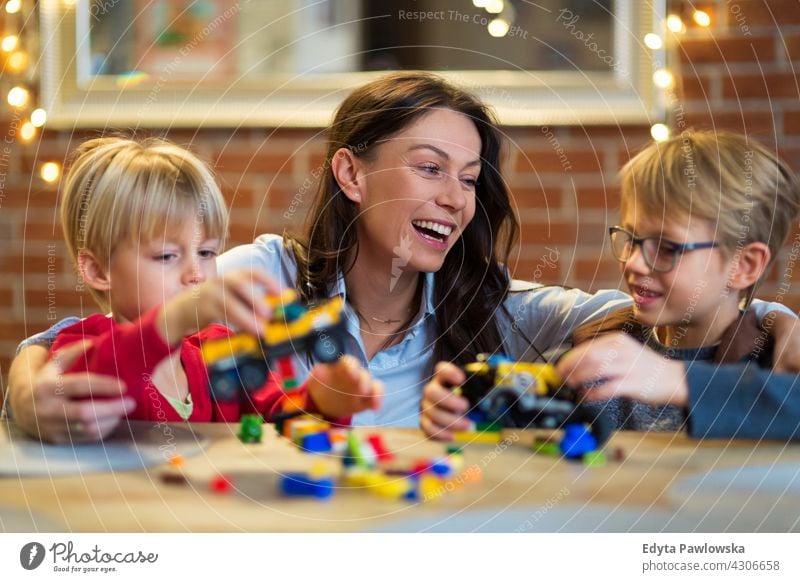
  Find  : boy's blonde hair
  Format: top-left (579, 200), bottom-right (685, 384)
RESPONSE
top-left (620, 130), bottom-right (800, 302)
top-left (60, 137), bottom-right (227, 310)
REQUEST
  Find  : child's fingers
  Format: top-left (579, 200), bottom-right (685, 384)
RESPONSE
top-left (421, 415), bottom-right (453, 441)
top-left (220, 299), bottom-right (263, 335)
top-left (366, 380), bottom-right (384, 410)
top-left (421, 398), bottom-right (471, 432)
top-left (58, 374), bottom-right (128, 400)
top-left (425, 383), bottom-right (469, 415)
top-left (434, 361), bottom-right (466, 386)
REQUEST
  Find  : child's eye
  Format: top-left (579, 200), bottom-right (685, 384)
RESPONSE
top-left (153, 253), bottom-right (178, 262)
top-left (199, 249), bottom-right (218, 259)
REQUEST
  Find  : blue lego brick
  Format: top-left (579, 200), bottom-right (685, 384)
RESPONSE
top-left (279, 473), bottom-right (334, 499)
top-left (560, 423), bottom-right (599, 459)
top-left (301, 432), bottom-right (333, 454)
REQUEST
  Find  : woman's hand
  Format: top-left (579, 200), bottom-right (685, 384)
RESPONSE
top-left (556, 333), bottom-right (689, 407)
top-left (307, 355), bottom-right (383, 419)
top-left (420, 361), bottom-right (472, 440)
top-left (158, 269), bottom-right (279, 345)
top-left (10, 342), bottom-right (135, 444)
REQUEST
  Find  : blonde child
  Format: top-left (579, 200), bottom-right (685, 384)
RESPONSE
top-left (557, 130), bottom-right (800, 440)
top-left (32, 137), bottom-right (380, 442)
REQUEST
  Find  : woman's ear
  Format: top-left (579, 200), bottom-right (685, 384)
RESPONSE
top-left (330, 147), bottom-right (366, 203)
top-left (728, 242), bottom-right (771, 292)
top-left (77, 250), bottom-right (111, 292)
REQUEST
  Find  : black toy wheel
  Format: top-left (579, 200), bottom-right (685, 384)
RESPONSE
top-left (238, 358), bottom-right (270, 392)
top-left (310, 331), bottom-right (344, 363)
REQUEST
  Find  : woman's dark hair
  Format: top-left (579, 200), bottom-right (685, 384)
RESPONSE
top-left (286, 71), bottom-right (519, 366)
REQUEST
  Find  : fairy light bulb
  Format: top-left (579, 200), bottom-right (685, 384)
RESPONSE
top-left (40, 162), bottom-right (61, 183)
top-left (7, 85), bottom-right (29, 107)
top-left (488, 18), bottom-right (510, 38)
top-left (651, 123), bottom-right (670, 142)
top-left (5, 0), bottom-right (21, 14)
top-left (644, 33), bottom-right (663, 50)
top-left (1, 35), bottom-right (19, 52)
top-left (667, 15), bottom-right (685, 33)
top-left (30, 108), bottom-right (47, 127)
top-left (653, 69), bottom-right (675, 89)
top-left (19, 121), bottom-right (36, 142)
top-left (693, 10), bottom-right (711, 27)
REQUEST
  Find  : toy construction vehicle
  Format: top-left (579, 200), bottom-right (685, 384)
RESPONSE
top-left (201, 290), bottom-right (347, 401)
top-left (458, 354), bottom-right (612, 448)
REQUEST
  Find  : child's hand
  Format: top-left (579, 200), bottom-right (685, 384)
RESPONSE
top-left (158, 269), bottom-right (279, 345)
top-left (306, 355), bottom-right (383, 419)
top-left (556, 332), bottom-right (689, 407)
top-left (13, 341), bottom-right (136, 444)
top-left (420, 362), bottom-right (472, 441)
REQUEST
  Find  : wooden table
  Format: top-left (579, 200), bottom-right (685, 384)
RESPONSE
top-left (2, 423), bottom-right (799, 532)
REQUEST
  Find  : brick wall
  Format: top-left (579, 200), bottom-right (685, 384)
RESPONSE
top-left (1, 0), bottom-right (799, 381)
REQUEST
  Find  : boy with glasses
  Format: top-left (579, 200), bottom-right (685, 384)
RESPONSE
top-left (558, 130), bottom-right (800, 439)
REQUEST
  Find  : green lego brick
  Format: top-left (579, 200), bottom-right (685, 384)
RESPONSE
top-left (582, 450), bottom-right (607, 467)
top-left (532, 439), bottom-right (560, 457)
top-left (475, 420), bottom-right (503, 433)
top-left (282, 379), bottom-right (300, 390)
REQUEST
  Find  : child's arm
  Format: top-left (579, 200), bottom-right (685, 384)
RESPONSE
top-left (420, 362), bottom-right (473, 440)
top-left (252, 355), bottom-right (383, 424)
top-left (556, 332), bottom-right (800, 441)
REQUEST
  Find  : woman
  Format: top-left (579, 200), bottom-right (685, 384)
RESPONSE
top-left (8, 72), bottom-right (800, 440)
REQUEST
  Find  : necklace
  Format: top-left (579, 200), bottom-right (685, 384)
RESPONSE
top-left (371, 316), bottom-right (402, 325)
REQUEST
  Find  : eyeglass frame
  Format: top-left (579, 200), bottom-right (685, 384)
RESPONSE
top-left (608, 226), bottom-right (721, 273)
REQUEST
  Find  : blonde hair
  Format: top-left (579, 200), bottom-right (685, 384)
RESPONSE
top-left (620, 130), bottom-right (800, 302)
top-left (60, 137), bottom-right (227, 310)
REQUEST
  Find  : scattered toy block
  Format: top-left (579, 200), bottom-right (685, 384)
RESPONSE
top-left (452, 430), bottom-right (502, 444)
top-left (366, 433), bottom-right (394, 461)
top-left (560, 424), bottom-right (598, 459)
top-left (280, 472), bottom-right (334, 499)
top-left (582, 450), bottom-right (607, 467)
top-left (301, 431), bottom-right (333, 454)
top-left (238, 414), bottom-right (264, 443)
top-left (210, 475), bottom-right (233, 494)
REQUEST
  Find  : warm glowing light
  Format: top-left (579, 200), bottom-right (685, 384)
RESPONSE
top-left (40, 162), bottom-right (61, 183)
top-left (5, 0), bottom-right (21, 14)
top-left (651, 123), bottom-right (670, 142)
top-left (6, 50), bottom-right (28, 72)
top-left (30, 108), bottom-right (47, 127)
top-left (644, 33), bottom-right (663, 50)
top-left (7, 85), bottom-right (29, 107)
top-left (1, 35), bottom-right (19, 52)
top-left (488, 18), bottom-right (510, 38)
top-left (693, 10), bottom-right (711, 27)
top-left (667, 14), bottom-right (685, 33)
top-left (653, 69), bottom-right (675, 89)
top-left (486, 0), bottom-right (504, 14)
top-left (472, 0), bottom-right (489, 7)
top-left (19, 121), bottom-right (36, 141)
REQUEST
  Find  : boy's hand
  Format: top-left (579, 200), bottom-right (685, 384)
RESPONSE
top-left (766, 311), bottom-right (800, 373)
top-left (12, 341), bottom-right (136, 444)
top-left (306, 355), bottom-right (383, 419)
top-left (158, 269), bottom-right (279, 346)
top-left (420, 362), bottom-right (472, 441)
top-left (556, 332), bottom-right (689, 407)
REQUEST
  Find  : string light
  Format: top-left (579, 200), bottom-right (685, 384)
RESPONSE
top-left (7, 85), bottom-right (29, 107)
top-left (667, 15), bottom-right (685, 33)
top-left (487, 18), bottom-right (510, 38)
top-left (30, 108), bottom-right (47, 127)
top-left (5, 0), bottom-right (21, 14)
top-left (1, 34), bottom-right (19, 52)
top-left (6, 50), bottom-right (28, 72)
top-left (650, 124), bottom-right (670, 142)
top-left (472, 0), bottom-right (489, 7)
top-left (693, 10), bottom-right (711, 27)
top-left (19, 121), bottom-right (36, 142)
top-left (653, 68), bottom-right (675, 89)
top-left (644, 33), bottom-right (664, 50)
top-left (486, 0), bottom-right (504, 14)
top-left (40, 162), bottom-right (61, 183)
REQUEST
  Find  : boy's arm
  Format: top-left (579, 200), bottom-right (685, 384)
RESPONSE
top-left (685, 362), bottom-right (800, 441)
top-left (250, 374), bottom-right (352, 427)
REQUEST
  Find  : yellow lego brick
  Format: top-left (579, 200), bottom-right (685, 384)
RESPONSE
top-left (282, 391), bottom-right (308, 413)
top-left (419, 475), bottom-right (443, 501)
top-left (371, 475), bottom-right (413, 499)
top-left (452, 431), bottom-right (503, 444)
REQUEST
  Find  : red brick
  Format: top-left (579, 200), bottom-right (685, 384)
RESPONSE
top-left (515, 149), bottom-right (605, 174)
top-left (574, 258), bottom-right (621, 282)
top-left (517, 221), bottom-right (576, 244)
top-left (574, 187), bottom-right (620, 209)
top-left (784, 109), bottom-right (800, 134)
top-left (0, 287), bottom-right (13, 307)
top-left (683, 109), bottom-right (776, 135)
top-left (727, 0), bottom-right (800, 27)
top-left (214, 151), bottom-right (294, 173)
top-left (509, 186), bottom-right (560, 208)
top-left (509, 257), bottom-right (560, 284)
top-left (679, 35), bottom-right (775, 64)
top-left (785, 33), bottom-right (800, 61)
top-left (0, 254), bottom-right (62, 274)
top-left (681, 72), bottom-right (713, 101)
top-left (21, 221), bottom-right (63, 241)
top-left (722, 72), bottom-right (800, 99)
top-left (23, 288), bottom-right (92, 309)
top-left (0, 186), bottom-right (59, 209)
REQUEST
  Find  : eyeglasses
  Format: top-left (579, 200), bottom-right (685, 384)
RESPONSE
top-left (608, 226), bottom-right (720, 273)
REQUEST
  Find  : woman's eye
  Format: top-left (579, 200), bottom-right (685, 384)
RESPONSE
top-left (418, 163), bottom-right (441, 175)
top-left (461, 176), bottom-right (477, 188)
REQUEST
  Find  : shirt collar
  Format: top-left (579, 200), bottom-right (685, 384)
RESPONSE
top-left (330, 271), bottom-right (436, 317)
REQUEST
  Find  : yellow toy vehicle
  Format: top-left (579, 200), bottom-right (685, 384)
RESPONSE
top-left (201, 290), bottom-right (347, 401)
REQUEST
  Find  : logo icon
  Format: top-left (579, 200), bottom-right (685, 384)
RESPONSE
top-left (390, 233), bottom-right (413, 292)
top-left (20, 542), bottom-right (46, 570)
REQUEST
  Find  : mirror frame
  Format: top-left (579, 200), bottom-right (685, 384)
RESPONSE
top-left (40, 0), bottom-right (665, 128)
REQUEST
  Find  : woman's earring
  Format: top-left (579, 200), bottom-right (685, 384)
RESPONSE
top-left (352, 191), bottom-right (360, 199)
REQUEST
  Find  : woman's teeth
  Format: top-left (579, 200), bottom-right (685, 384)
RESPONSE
top-left (411, 220), bottom-right (453, 240)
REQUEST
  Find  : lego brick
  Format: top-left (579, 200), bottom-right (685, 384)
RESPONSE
top-left (452, 431), bottom-right (502, 444)
top-left (301, 432), bottom-right (333, 454)
top-left (279, 473), bottom-right (334, 499)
